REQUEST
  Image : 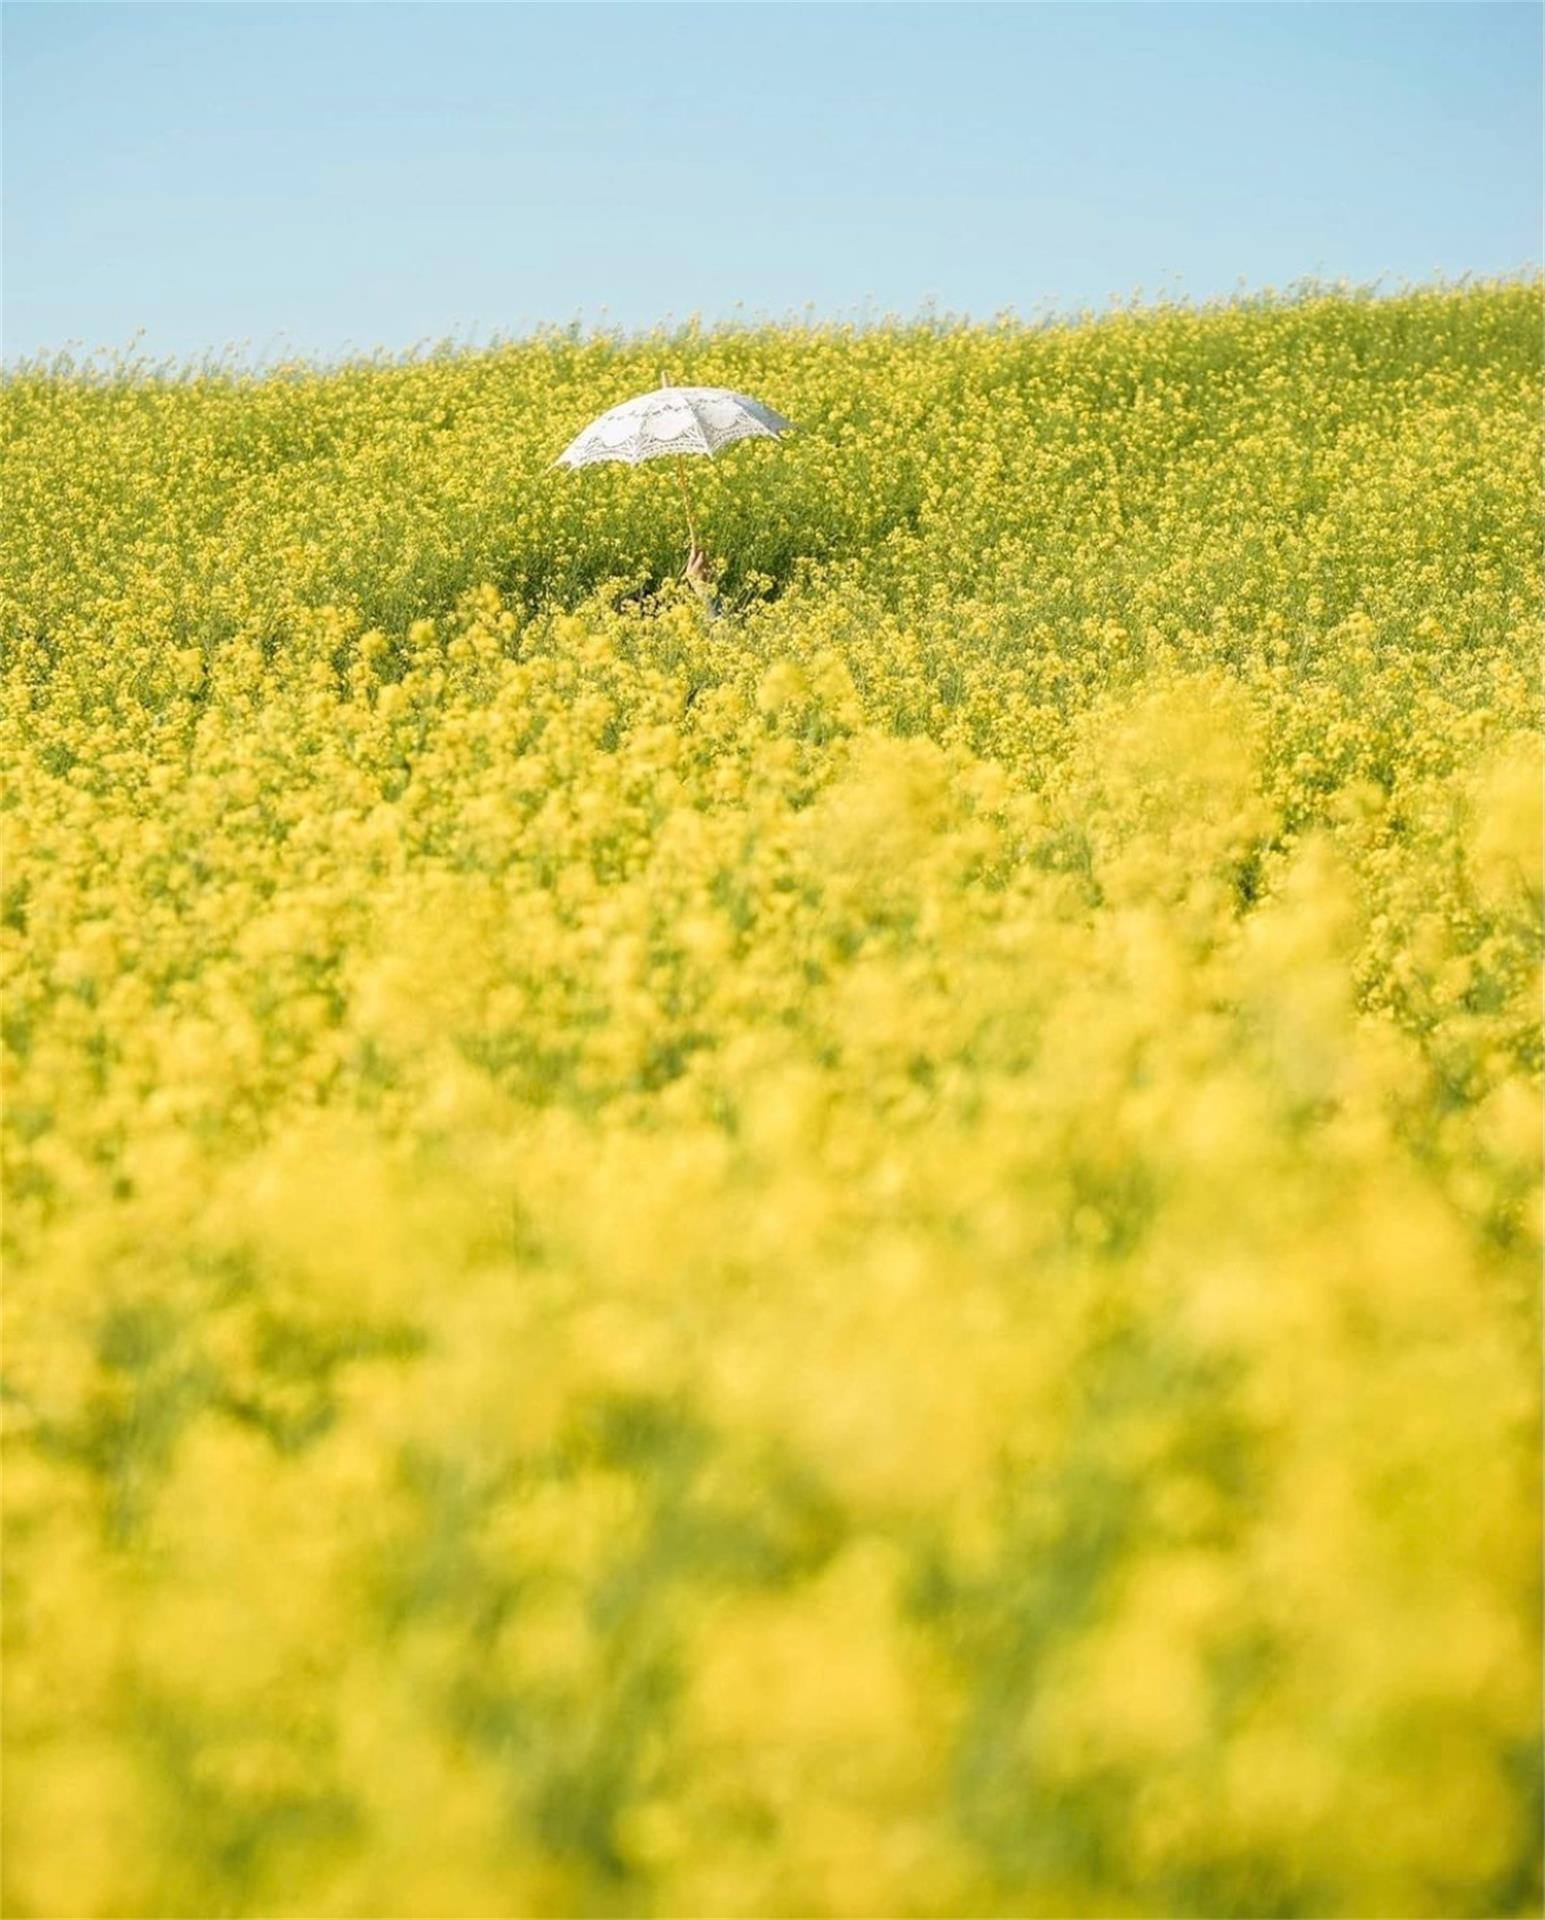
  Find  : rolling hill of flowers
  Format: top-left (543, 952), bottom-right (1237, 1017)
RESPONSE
top-left (2, 280), bottom-right (1541, 1917)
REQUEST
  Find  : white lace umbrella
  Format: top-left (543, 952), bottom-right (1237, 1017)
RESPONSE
top-left (554, 380), bottom-right (795, 550)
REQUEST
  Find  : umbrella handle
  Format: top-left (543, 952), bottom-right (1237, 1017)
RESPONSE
top-left (671, 459), bottom-right (701, 554)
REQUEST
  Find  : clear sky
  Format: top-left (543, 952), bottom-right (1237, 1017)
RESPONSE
top-left (3, 1), bottom-right (1540, 366)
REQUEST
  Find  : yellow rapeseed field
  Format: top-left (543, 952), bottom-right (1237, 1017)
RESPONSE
top-left (2, 280), bottom-right (1541, 1917)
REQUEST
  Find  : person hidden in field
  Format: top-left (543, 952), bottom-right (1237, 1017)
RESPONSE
top-left (683, 540), bottom-right (723, 620)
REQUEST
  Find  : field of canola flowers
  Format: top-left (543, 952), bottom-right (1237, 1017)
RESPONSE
top-left (2, 279), bottom-right (1542, 1918)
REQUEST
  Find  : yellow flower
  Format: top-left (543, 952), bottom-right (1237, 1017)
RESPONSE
top-left (2, 279), bottom-right (1539, 1917)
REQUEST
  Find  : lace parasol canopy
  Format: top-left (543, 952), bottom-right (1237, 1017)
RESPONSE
top-left (554, 385), bottom-right (795, 468)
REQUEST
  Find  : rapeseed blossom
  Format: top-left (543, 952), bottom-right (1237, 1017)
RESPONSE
top-left (1, 280), bottom-right (1540, 1916)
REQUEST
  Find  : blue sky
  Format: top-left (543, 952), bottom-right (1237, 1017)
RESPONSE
top-left (3, 2), bottom-right (1539, 365)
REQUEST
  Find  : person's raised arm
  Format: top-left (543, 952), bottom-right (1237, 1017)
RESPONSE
top-left (683, 540), bottom-right (722, 621)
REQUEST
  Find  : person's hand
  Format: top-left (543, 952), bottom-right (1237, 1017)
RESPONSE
top-left (682, 541), bottom-right (723, 619)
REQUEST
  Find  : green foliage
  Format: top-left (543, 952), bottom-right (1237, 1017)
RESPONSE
top-left (2, 280), bottom-right (1541, 1917)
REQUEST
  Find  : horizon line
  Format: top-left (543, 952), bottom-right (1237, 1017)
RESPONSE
top-left (5, 266), bottom-right (1539, 386)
